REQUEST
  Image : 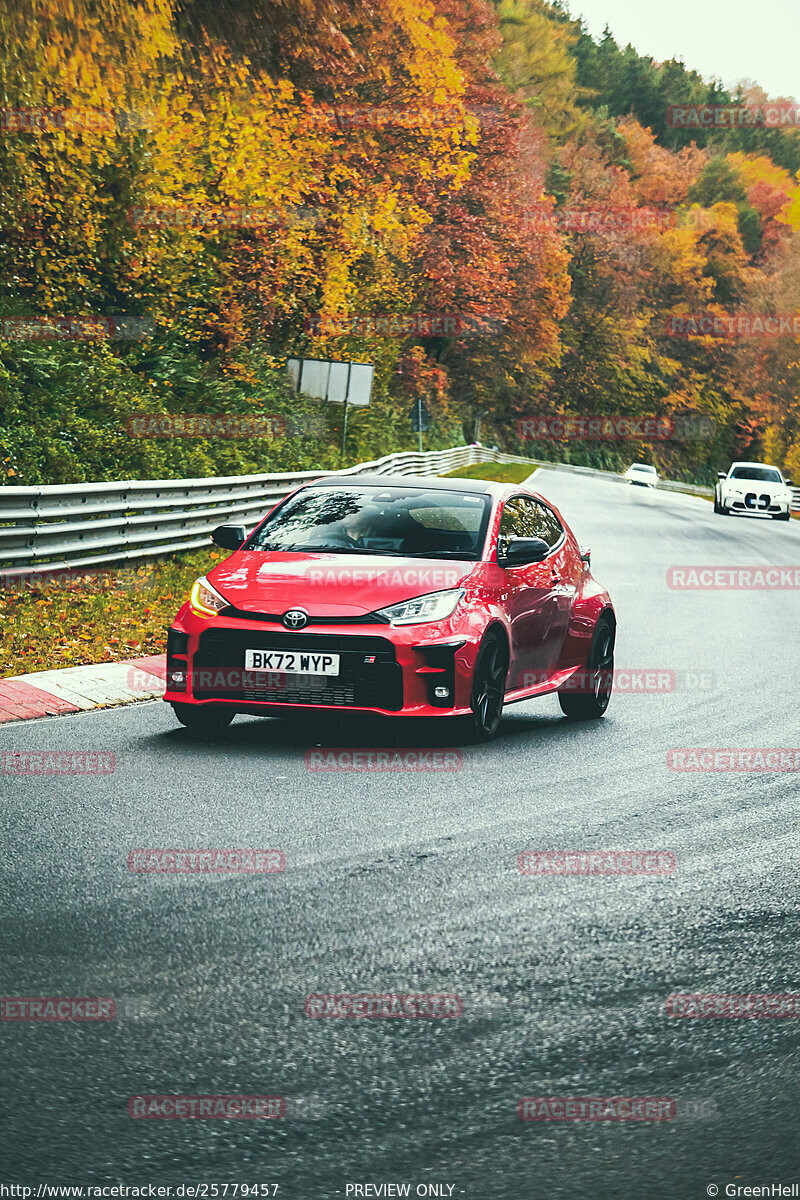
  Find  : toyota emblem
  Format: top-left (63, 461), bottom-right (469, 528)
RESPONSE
top-left (282, 608), bottom-right (309, 630)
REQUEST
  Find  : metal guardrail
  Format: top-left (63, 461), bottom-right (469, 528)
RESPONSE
top-left (0, 445), bottom-right (531, 579)
top-left (2, 447), bottom-right (796, 581)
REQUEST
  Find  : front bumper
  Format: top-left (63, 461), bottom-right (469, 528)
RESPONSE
top-left (723, 491), bottom-right (790, 514)
top-left (164, 612), bottom-right (480, 718)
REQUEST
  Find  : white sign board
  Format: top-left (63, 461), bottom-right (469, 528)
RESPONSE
top-left (347, 363), bottom-right (373, 407)
top-left (287, 358), bottom-right (373, 407)
top-left (327, 361), bottom-right (350, 404)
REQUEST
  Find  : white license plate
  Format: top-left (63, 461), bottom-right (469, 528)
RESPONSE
top-left (243, 649), bottom-right (340, 676)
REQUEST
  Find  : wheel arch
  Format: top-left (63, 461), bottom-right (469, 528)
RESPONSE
top-left (597, 605), bottom-right (616, 633)
top-left (480, 619), bottom-right (510, 661)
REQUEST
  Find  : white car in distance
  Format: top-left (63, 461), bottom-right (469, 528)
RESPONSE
top-left (714, 462), bottom-right (793, 520)
top-left (624, 463), bottom-right (659, 488)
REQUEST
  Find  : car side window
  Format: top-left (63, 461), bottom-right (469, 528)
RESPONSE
top-left (498, 496), bottom-right (563, 556)
top-left (499, 498), bottom-right (526, 540)
top-left (525, 500), bottom-right (563, 548)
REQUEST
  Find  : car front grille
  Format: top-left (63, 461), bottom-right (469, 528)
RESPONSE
top-left (732, 495), bottom-right (784, 512)
top-left (219, 604), bottom-right (387, 625)
top-left (193, 629), bottom-right (403, 710)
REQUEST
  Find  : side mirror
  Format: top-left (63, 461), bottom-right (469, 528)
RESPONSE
top-left (499, 536), bottom-right (551, 567)
top-left (212, 524), bottom-right (247, 551)
top-left (717, 472), bottom-right (727, 480)
top-left (580, 546), bottom-right (591, 566)
top-left (785, 479), bottom-right (794, 487)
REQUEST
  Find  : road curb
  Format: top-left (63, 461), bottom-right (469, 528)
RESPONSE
top-left (0, 654), bottom-right (165, 725)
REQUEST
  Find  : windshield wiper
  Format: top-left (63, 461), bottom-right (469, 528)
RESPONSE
top-left (256, 544), bottom-right (407, 556)
top-left (300, 545), bottom-right (391, 555)
top-left (253, 543), bottom-right (473, 559)
top-left (401, 550), bottom-right (475, 560)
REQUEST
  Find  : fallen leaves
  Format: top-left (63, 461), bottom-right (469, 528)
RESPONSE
top-left (1, 548), bottom-right (222, 677)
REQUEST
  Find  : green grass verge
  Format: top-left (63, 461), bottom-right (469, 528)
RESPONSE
top-left (1, 546), bottom-right (225, 678)
top-left (440, 462), bottom-right (535, 483)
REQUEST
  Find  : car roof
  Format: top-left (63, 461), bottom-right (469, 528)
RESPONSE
top-left (307, 472), bottom-right (520, 497)
top-left (730, 461), bottom-right (781, 469)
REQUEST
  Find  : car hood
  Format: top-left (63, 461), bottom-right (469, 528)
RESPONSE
top-left (206, 551), bottom-right (479, 618)
top-left (725, 480), bottom-right (788, 494)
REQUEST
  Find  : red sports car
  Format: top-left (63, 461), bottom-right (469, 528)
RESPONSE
top-left (165, 473), bottom-right (615, 740)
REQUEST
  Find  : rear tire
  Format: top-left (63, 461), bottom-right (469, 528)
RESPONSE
top-left (171, 702), bottom-right (235, 733)
top-left (559, 618), bottom-right (615, 720)
top-left (466, 631), bottom-right (509, 742)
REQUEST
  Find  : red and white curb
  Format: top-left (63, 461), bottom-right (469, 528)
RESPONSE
top-left (0, 655), bottom-right (165, 724)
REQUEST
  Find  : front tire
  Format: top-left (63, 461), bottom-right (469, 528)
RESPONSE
top-left (466, 632), bottom-right (509, 742)
top-left (171, 702), bottom-right (235, 733)
top-left (559, 618), bottom-right (615, 720)
top-left (773, 511), bottom-right (791, 521)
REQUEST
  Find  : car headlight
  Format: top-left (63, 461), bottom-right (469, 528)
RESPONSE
top-left (375, 588), bottom-right (465, 626)
top-left (189, 576), bottom-right (228, 619)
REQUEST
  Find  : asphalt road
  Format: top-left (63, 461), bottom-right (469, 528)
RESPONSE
top-left (2, 470), bottom-right (800, 1199)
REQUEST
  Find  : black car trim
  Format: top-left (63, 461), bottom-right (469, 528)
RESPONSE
top-left (192, 629), bottom-right (403, 710)
top-left (219, 605), bottom-right (389, 625)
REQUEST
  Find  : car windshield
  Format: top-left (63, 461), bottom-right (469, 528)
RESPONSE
top-left (247, 485), bottom-right (492, 560)
top-left (631, 464), bottom-right (656, 473)
top-left (730, 466), bottom-right (782, 483)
